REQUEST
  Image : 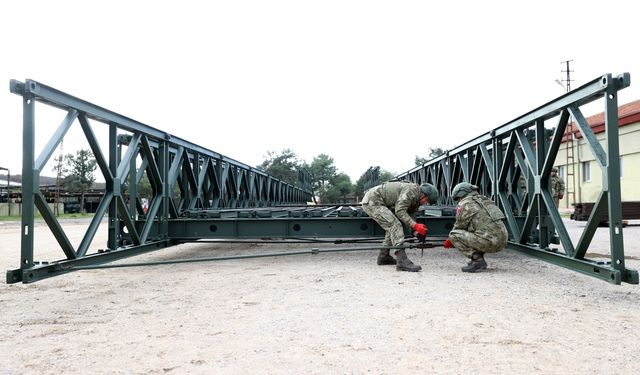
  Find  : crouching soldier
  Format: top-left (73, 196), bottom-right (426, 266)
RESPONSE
top-left (443, 183), bottom-right (508, 272)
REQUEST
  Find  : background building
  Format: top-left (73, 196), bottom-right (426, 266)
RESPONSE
top-left (554, 99), bottom-right (640, 213)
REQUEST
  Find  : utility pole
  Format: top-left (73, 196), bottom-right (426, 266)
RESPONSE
top-left (560, 59), bottom-right (573, 91)
top-left (558, 60), bottom-right (578, 209)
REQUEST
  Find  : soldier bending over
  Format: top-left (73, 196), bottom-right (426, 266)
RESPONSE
top-left (362, 181), bottom-right (438, 272)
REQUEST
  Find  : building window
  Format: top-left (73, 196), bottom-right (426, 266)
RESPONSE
top-left (582, 161), bottom-right (591, 182)
top-left (558, 165), bottom-right (565, 180)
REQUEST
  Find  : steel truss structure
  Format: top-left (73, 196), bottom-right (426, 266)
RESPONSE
top-left (7, 79), bottom-right (313, 283)
top-left (396, 73), bottom-right (637, 285)
top-left (6, 74), bottom-right (638, 285)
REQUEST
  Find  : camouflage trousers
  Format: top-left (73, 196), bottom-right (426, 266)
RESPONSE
top-left (361, 203), bottom-right (404, 247)
top-left (449, 225), bottom-right (508, 258)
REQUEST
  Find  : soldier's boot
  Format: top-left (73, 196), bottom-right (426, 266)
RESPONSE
top-left (395, 249), bottom-right (422, 272)
top-left (462, 251), bottom-right (488, 273)
top-left (377, 249), bottom-right (397, 265)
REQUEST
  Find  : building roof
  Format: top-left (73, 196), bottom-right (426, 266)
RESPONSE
top-left (563, 99), bottom-right (640, 141)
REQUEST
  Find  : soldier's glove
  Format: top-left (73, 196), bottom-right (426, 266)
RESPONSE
top-left (443, 239), bottom-right (454, 249)
top-left (411, 223), bottom-right (427, 237)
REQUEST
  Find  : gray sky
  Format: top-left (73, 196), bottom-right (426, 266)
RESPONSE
top-left (1, 0), bottom-right (638, 182)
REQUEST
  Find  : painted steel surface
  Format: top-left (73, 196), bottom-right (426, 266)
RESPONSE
top-left (7, 79), bottom-right (312, 283)
top-left (394, 73), bottom-right (637, 284)
top-left (6, 74), bottom-right (639, 284)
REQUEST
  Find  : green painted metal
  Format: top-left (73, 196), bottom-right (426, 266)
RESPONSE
top-left (20, 87), bottom-right (36, 271)
top-left (6, 74), bottom-right (639, 285)
top-left (7, 79), bottom-right (313, 284)
top-left (66, 243), bottom-right (430, 271)
top-left (395, 73), bottom-right (638, 285)
top-left (7, 208), bottom-right (455, 283)
top-left (362, 166), bottom-right (381, 191)
top-left (6, 239), bottom-right (180, 284)
top-left (144, 215), bottom-right (455, 240)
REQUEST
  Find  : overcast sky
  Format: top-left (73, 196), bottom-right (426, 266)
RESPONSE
top-left (1, 0), bottom-right (638, 182)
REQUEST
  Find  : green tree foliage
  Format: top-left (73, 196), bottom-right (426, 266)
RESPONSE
top-left (379, 170), bottom-right (395, 183)
top-left (324, 173), bottom-right (353, 203)
top-left (137, 174), bottom-right (153, 198)
top-left (308, 154), bottom-right (337, 203)
top-left (122, 173), bottom-right (153, 198)
top-left (258, 150), bottom-right (358, 204)
top-left (258, 149), bottom-right (301, 186)
top-left (415, 147), bottom-right (446, 166)
top-left (120, 172), bottom-right (154, 216)
top-left (354, 176), bottom-right (365, 201)
top-left (61, 149), bottom-right (97, 213)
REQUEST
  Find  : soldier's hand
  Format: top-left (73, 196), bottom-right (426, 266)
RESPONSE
top-left (412, 223), bottom-right (427, 236)
top-left (444, 239), bottom-right (454, 249)
top-left (414, 232), bottom-right (426, 243)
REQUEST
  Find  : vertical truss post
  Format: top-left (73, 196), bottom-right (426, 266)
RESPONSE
top-left (159, 139), bottom-right (169, 240)
top-left (108, 124), bottom-right (118, 250)
top-left (535, 119), bottom-right (550, 248)
top-left (604, 75), bottom-right (627, 279)
top-left (491, 132), bottom-right (500, 204)
top-left (20, 87), bottom-right (36, 270)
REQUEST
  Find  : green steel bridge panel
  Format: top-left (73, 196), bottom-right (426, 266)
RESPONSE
top-left (6, 74), bottom-right (639, 285)
top-left (8, 79), bottom-right (312, 283)
top-left (145, 216), bottom-right (457, 240)
top-left (6, 239), bottom-right (180, 284)
top-left (5, 202), bottom-right (508, 284)
top-left (394, 73), bottom-right (637, 285)
top-left (6, 212), bottom-right (456, 284)
top-left (507, 243), bottom-right (639, 285)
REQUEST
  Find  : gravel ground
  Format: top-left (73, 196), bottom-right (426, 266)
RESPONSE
top-left (0, 218), bottom-right (639, 374)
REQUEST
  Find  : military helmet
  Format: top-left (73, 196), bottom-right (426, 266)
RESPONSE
top-left (419, 183), bottom-right (439, 204)
top-left (451, 182), bottom-right (478, 201)
top-left (551, 167), bottom-right (558, 173)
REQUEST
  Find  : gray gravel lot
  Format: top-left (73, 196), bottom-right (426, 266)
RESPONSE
top-left (0, 217), bottom-right (639, 374)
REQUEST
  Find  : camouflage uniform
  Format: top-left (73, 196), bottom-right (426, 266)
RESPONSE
top-left (449, 191), bottom-right (508, 257)
top-left (361, 181), bottom-right (421, 247)
top-left (519, 174), bottom-right (527, 195)
top-left (551, 172), bottom-right (565, 207)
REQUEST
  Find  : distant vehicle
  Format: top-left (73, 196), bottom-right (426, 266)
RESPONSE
top-left (64, 202), bottom-right (81, 214)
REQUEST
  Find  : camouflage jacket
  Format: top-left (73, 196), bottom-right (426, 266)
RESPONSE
top-left (361, 181), bottom-right (421, 227)
top-left (453, 191), bottom-right (506, 238)
top-left (521, 173), bottom-right (566, 199)
top-left (551, 175), bottom-right (565, 198)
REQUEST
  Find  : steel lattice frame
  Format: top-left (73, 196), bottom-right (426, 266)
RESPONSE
top-left (7, 79), bottom-right (313, 283)
top-left (6, 74), bottom-right (639, 285)
top-left (396, 73), bottom-right (638, 284)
